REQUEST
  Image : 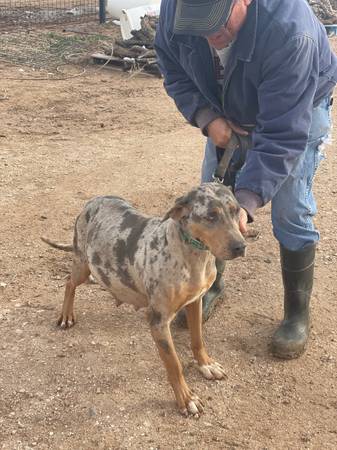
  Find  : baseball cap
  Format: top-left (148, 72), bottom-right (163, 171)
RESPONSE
top-left (173, 0), bottom-right (235, 36)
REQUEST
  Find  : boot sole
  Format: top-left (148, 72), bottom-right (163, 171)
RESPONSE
top-left (270, 343), bottom-right (307, 360)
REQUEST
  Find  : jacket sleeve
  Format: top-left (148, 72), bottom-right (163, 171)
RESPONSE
top-left (154, 8), bottom-right (221, 128)
top-left (235, 35), bottom-right (320, 209)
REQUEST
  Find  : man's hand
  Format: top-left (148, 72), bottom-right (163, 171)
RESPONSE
top-left (239, 208), bottom-right (248, 235)
top-left (207, 117), bottom-right (248, 149)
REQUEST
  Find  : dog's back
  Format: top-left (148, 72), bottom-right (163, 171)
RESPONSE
top-left (74, 195), bottom-right (162, 305)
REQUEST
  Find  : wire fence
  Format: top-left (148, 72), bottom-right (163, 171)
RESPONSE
top-left (0, 0), bottom-right (99, 27)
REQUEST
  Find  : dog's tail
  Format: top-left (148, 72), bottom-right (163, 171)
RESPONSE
top-left (41, 236), bottom-right (73, 252)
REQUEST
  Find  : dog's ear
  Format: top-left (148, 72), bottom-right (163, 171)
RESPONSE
top-left (162, 196), bottom-right (191, 221)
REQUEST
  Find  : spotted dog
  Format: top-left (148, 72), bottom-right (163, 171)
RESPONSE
top-left (42, 182), bottom-right (246, 417)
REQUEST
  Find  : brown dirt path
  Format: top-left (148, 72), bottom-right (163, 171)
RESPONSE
top-left (0, 38), bottom-right (337, 450)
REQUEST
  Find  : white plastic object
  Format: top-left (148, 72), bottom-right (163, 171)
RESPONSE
top-left (106, 0), bottom-right (160, 20)
top-left (119, 3), bottom-right (161, 40)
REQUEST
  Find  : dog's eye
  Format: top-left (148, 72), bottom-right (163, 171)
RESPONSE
top-left (205, 210), bottom-right (219, 223)
top-left (229, 204), bottom-right (240, 217)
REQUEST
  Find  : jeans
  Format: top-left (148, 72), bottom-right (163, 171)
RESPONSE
top-left (201, 96), bottom-right (332, 251)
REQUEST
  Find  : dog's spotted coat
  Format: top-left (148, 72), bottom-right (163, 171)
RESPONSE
top-left (45, 183), bottom-right (246, 416)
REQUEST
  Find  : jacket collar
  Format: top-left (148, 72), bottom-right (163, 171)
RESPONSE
top-left (234, 0), bottom-right (258, 63)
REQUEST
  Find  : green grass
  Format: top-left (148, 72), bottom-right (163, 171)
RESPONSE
top-left (46, 31), bottom-right (109, 56)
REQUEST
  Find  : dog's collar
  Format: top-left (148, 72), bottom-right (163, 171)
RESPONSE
top-left (179, 228), bottom-right (208, 251)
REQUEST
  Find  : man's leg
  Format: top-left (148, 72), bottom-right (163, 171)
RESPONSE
top-left (201, 137), bottom-right (219, 183)
top-left (270, 96), bottom-right (331, 358)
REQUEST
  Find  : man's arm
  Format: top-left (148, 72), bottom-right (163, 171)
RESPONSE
top-left (154, 3), bottom-right (222, 129)
top-left (235, 35), bottom-right (320, 219)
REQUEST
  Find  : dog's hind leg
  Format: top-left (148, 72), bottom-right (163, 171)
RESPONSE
top-left (58, 258), bottom-right (90, 329)
top-left (185, 298), bottom-right (226, 381)
top-left (148, 307), bottom-right (204, 417)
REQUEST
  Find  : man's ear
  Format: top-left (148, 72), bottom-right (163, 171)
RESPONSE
top-left (162, 196), bottom-right (191, 221)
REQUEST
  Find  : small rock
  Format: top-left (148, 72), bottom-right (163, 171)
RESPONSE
top-left (320, 355), bottom-right (334, 363)
top-left (88, 407), bottom-right (97, 418)
top-left (203, 421), bottom-right (213, 427)
top-left (301, 433), bottom-right (311, 443)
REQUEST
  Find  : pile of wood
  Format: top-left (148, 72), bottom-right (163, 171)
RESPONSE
top-left (308, 0), bottom-right (337, 24)
top-left (103, 15), bottom-right (161, 77)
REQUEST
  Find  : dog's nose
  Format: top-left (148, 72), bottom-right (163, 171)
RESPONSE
top-left (231, 241), bottom-right (246, 257)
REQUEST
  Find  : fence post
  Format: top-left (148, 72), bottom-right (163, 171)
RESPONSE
top-left (99, 0), bottom-right (106, 23)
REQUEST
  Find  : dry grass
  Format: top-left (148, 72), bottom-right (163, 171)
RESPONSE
top-left (0, 22), bottom-right (119, 71)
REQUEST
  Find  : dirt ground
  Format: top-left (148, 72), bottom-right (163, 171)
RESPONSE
top-left (1, 25), bottom-right (337, 450)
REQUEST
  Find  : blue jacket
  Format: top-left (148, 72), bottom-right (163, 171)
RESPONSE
top-left (155, 0), bottom-right (337, 215)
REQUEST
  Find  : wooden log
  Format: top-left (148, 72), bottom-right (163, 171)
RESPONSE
top-left (112, 44), bottom-right (149, 59)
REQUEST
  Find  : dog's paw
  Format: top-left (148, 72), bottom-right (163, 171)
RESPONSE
top-left (197, 361), bottom-right (226, 380)
top-left (180, 394), bottom-right (204, 418)
top-left (57, 314), bottom-right (75, 329)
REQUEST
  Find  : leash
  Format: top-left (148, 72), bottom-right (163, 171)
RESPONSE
top-left (212, 132), bottom-right (252, 185)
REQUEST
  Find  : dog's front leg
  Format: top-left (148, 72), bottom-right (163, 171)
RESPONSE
top-left (148, 308), bottom-right (204, 417)
top-left (185, 298), bottom-right (226, 380)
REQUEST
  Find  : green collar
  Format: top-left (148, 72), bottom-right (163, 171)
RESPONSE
top-left (179, 228), bottom-right (208, 251)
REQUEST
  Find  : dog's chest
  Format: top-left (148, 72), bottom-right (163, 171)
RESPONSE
top-left (183, 259), bottom-right (216, 300)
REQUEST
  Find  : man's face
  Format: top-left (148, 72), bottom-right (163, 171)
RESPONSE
top-left (206, 0), bottom-right (252, 49)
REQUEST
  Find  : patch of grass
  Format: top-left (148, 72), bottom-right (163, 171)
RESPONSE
top-left (46, 31), bottom-right (108, 56)
top-left (0, 29), bottom-right (113, 70)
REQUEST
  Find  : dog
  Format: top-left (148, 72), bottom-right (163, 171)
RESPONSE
top-left (42, 182), bottom-right (246, 416)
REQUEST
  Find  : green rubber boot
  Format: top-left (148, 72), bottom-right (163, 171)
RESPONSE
top-left (271, 244), bottom-right (315, 359)
top-left (175, 259), bottom-right (226, 328)
top-left (201, 259), bottom-right (226, 322)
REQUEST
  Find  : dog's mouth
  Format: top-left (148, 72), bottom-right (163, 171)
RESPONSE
top-left (231, 241), bottom-right (247, 258)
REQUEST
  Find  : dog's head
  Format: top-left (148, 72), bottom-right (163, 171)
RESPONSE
top-left (164, 183), bottom-right (246, 260)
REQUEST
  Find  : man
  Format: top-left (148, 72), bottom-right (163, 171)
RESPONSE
top-left (154, 0), bottom-right (337, 358)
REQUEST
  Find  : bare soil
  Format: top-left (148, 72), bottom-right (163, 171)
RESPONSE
top-left (0, 29), bottom-right (337, 450)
